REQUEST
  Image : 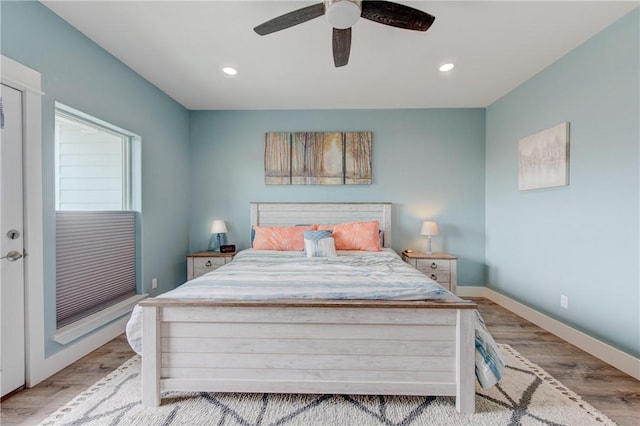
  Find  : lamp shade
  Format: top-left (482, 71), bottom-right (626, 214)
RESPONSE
top-left (420, 221), bottom-right (439, 236)
top-left (210, 220), bottom-right (228, 234)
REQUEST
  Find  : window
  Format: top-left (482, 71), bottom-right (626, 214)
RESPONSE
top-left (55, 108), bottom-right (133, 211)
top-left (53, 104), bottom-right (142, 335)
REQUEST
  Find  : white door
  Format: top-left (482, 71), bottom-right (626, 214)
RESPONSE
top-left (0, 83), bottom-right (25, 397)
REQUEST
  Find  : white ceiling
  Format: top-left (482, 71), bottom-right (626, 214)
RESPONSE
top-left (42, 1), bottom-right (637, 110)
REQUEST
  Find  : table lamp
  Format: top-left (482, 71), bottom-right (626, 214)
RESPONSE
top-left (208, 220), bottom-right (228, 252)
top-left (420, 221), bottom-right (439, 254)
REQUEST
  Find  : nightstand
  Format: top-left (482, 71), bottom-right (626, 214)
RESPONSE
top-left (186, 251), bottom-right (235, 280)
top-left (401, 250), bottom-right (458, 294)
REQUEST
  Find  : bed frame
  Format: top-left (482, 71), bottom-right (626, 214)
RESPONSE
top-left (139, 203), bottom-right (477, 413)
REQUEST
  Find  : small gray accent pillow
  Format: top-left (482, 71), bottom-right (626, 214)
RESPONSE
top-left (303, 230), bottom-right (337, 258)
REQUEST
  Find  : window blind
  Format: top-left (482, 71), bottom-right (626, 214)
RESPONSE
top-left (56, 211), bottom-right (136, 328)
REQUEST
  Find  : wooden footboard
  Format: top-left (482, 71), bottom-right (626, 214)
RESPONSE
top-left (140, 299), bottom-right (477, 414)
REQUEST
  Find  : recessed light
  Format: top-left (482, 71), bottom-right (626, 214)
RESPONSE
top-left (222, 66), bottom-right (238, 76)
top-left (439, 63), bottom-right (455, 72)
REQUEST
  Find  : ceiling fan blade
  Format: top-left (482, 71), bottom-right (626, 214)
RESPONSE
top-left (254, 3), bottom-right (325, 35)
top-left (361, 1), bottom-right (435, 31)
top-left (332, 27), bottom-right (352, 67)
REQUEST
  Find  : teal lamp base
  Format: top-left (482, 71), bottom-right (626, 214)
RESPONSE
top-left (208, 233), bottom-right (226, 251)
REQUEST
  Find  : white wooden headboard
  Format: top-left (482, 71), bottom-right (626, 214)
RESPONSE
top-left (250, 202), bottom-right (392, 248)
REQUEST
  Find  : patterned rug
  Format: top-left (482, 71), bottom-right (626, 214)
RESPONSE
top-left (41, 344), bottom-right (615, 425)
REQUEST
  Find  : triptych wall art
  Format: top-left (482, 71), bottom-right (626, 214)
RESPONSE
top-left (518, 122), bottom-right (570, 191)
top-left (264, 131), bottom-right (372, 185)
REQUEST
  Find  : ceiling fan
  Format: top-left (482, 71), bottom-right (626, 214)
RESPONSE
top-left (254, 0), bottom-right (435, 67)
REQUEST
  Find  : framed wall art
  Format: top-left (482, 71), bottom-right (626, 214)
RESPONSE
top-left (264, 132), bottom-right (291, 185)
top-left (518, 122), bottom-right (570, 191)
top-left (264, 131), bottom-right (372, 185)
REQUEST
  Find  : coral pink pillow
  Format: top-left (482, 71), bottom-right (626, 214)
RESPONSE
top-left (317, 221), bottom-right (380, 251)
top-left (252, 225), bottom-right (317, 251)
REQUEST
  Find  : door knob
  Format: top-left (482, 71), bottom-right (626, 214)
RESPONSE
top-left (1, 250), bottom-right (23, 261)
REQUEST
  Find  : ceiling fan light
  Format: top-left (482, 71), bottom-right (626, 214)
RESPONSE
top-left (325, 1), bottom-right (361, 29)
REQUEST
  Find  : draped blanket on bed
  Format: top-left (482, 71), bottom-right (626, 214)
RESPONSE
top-left (126, 249), bottom-right (504, 389)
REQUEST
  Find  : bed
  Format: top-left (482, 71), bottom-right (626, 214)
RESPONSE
top-left (129, 202), bottom-right (502, 414)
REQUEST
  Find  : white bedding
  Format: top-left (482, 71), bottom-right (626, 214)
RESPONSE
top-left (173, 248), bottom-right (453, 299)
top-left (126, 248), bottom-right (503, 388)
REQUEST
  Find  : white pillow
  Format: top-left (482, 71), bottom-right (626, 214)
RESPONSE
top-left (303, 230), bottom-right (337, 258)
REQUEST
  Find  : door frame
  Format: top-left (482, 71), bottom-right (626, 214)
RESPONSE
top-left (1, 55), bottom-right (43, 387)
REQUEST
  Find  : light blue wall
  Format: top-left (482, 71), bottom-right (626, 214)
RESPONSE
top-left (485, 9), bottom-right (639, 357)
top-left (189, 109), bottom-right (487, 286)
top-left (1, 2), bottom-right (191, 356)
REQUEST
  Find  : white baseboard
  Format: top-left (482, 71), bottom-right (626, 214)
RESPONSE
top-left (457, 286), bottom-right (640, 381)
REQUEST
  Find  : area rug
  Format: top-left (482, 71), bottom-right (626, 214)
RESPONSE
top-left (40, 344), bottom-right (615, 425)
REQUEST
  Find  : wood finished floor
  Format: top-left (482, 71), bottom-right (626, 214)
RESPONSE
top-left (1, 297), bottom-right (639, 425)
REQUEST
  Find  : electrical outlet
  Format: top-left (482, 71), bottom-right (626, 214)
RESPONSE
top-left (560, 294), bottom-right (568, 309)
top-left (151, 277), bottom-right (158, 289)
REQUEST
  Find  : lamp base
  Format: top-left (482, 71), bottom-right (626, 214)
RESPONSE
top-left (425, 236), bottom-right (433, 255)
top-left (208, 233), bottom-right (226, 252)
top-left (208, 235), bottom-right (218, 251)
